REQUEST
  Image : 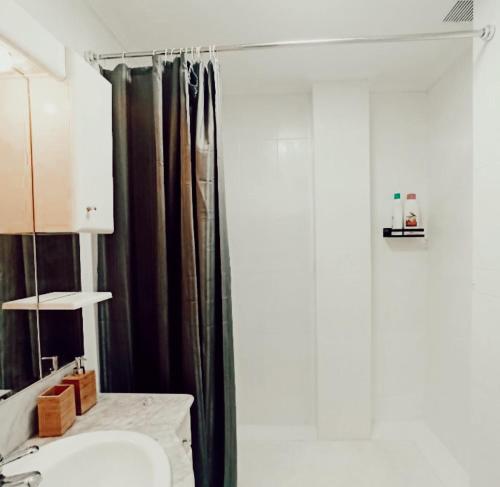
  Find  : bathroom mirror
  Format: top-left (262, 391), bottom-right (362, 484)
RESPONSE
top-left (0, 43), bottom-right (38, 235)
top-left (0, 234), bottom-right (85, 398)
top-left (0, 30), bottom-right (110, 404)
top-left (0, 70), bottom-right (85, 399)
top-left (0, 235), bottom-right (38, 400)
top-left (0, 69), bottom-right (39, 399)
top-left (34, 234), bottom-right (84, 377)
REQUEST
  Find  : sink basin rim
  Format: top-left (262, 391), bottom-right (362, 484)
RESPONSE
top-left (3, 430), bottom-right (172, 486)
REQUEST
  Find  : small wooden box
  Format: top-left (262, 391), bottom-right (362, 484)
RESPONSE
top-left (37, 384), bottom-right (76, 437)
top-left (62, 370), bottom-right (97, 415)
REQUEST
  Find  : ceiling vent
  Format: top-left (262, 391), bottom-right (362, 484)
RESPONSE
top-left (443, 0), bottom-right (473, 22)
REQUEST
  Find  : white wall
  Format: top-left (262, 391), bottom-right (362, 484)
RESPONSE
top-left (370, 56), bottom-right (473, 477)
top-left (225, 84), bottom-right (469, 444)
top-left (426, 51), bottom-right (472, 474)
top-left (15, 0), bottom-right (122, 54)
top-left (370, 92), bottom-right (429, 421)
top-left (313, 82), bottom-right (371, 439)
top-left (225, 85), bottom-right (372, 440)
top-left (223, 94), bottom-right (316, 434)
top-left (472, 1), bottom-right (500, 485)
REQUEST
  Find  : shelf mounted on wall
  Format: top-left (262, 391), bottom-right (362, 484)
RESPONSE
top-left (2, 291), bottom-right (112, 311)
top-left (383, 228), bottom-right (426, 239)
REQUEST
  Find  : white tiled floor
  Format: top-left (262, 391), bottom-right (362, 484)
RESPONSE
top-left (239, 439), bottom-right (445, 487)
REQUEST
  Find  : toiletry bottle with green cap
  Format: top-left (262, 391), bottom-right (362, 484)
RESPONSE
top-left (392, 192), bottom-right (403, 234)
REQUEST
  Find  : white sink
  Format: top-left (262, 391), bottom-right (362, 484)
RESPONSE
top-left (3, 431), bottom-right (171, 487)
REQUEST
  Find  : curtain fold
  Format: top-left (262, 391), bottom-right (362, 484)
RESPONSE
top-left (97, 64), bottom-right (134, 392)
top-left (99, 55), bottom-right (237, 487)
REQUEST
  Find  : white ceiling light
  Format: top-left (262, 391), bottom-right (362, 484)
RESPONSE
top-left (0, 47), bottom-right (13, 72)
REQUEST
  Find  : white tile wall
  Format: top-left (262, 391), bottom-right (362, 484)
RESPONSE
top-left (222, 93), bottom-right (315, 430)
top-left (370, 92), bottom-right (429, 421)
top-left (472, 0), bottom-right (500, 485)
top-left (313, 82), bottom-right (371, 439)
top-left (426, 51), bottom-right (472, 474)
top-left (223, 66), bottom-right (475, 461)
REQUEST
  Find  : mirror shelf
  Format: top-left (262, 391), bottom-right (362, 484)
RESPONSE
top-left (2, 291), bottom-right (112, 311)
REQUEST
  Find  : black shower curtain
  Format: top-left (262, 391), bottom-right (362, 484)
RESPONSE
top-left (98, 55), bottom-right (237, 487)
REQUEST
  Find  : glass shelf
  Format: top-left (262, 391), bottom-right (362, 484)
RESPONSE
top-left (2, 291), bottom-right (112, 310)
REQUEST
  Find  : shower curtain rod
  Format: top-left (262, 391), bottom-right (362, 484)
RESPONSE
top-left (90, 25), bottom-right (495, 61)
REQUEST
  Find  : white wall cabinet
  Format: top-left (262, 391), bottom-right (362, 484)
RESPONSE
top-left (0, 49), bottom-right (113, 234)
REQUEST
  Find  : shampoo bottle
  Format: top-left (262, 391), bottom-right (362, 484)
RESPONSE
top-left (404, 193), bottom-right (421, 228)
top-left (391, 193), bottom-right (403, 232)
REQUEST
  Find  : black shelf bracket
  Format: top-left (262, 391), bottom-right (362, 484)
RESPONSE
top-left (383, 227), bottom-right (425, 238)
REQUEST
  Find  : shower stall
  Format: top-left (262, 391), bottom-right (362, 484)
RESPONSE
top-left (218, 29), bottom-right (478, 487)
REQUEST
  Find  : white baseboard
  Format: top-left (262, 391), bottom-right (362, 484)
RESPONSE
top-left (373, 421), bottom-right (469, 487)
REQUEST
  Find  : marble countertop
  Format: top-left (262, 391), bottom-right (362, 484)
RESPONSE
top-left (25, 393), bottom-right (195, 487)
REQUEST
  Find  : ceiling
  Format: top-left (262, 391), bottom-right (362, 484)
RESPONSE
top-left (85, 0), bottom-right (474, 93)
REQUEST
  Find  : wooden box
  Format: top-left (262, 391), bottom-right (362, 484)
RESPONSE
top-left (37, 384), bottom-right (76, 437)
top-left (62, 370), bottom-right (97, 415)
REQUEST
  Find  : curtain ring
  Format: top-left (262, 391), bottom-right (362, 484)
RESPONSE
top-left (121, 51), bottom-right (125, 63)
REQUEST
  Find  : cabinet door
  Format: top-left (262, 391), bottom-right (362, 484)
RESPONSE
top-left (30, 51), bottom-right (113, 234)
top-left (0, 74), bottom-right (34, 234)
top-left (68, 52), bottom-right (113, 233)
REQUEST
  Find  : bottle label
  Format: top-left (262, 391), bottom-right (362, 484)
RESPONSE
top-left (406, 212), bottom-right (418, 227)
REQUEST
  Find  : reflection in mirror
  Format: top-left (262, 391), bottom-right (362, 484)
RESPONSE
top-left (35, 235), bottom-right (84, 377)
top-left (0, 236), bottom-right (38, 399)
top-left (0, 64), bottom-right (34, 234)
top-left (0, 49), bottom-right (86, 400)
top-left (0, 68), bottom-right (38, 400)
